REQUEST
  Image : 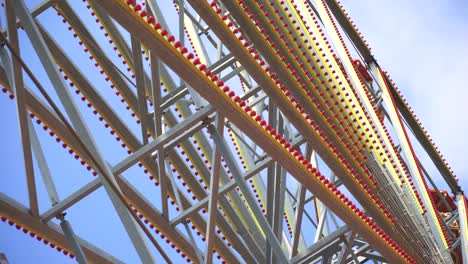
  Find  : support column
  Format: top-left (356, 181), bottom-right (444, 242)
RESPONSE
top-left (208, 124), bottom-right (288, 264)
top-left (59, 217), bottom-right (88, 264)
top-left (205, 113), bottom-right (224, 264)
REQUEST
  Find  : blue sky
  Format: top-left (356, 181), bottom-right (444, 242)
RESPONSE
top-left (343, 0), bottom-right (468, 187)
top-left (0, 0), bottom-right (467, 263)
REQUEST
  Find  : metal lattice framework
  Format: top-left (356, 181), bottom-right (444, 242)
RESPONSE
top-left (0, 0), bottom-right (466, 263)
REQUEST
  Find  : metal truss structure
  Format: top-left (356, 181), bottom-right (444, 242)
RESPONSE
top-left (0, 0), bottom-right (466, 263)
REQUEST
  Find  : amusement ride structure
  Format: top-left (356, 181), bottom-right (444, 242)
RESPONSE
top-left (0, 0), bottom-right (466, 263)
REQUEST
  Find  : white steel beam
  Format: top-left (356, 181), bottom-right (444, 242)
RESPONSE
top-left (4, 0), bottom-right (38, 216)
